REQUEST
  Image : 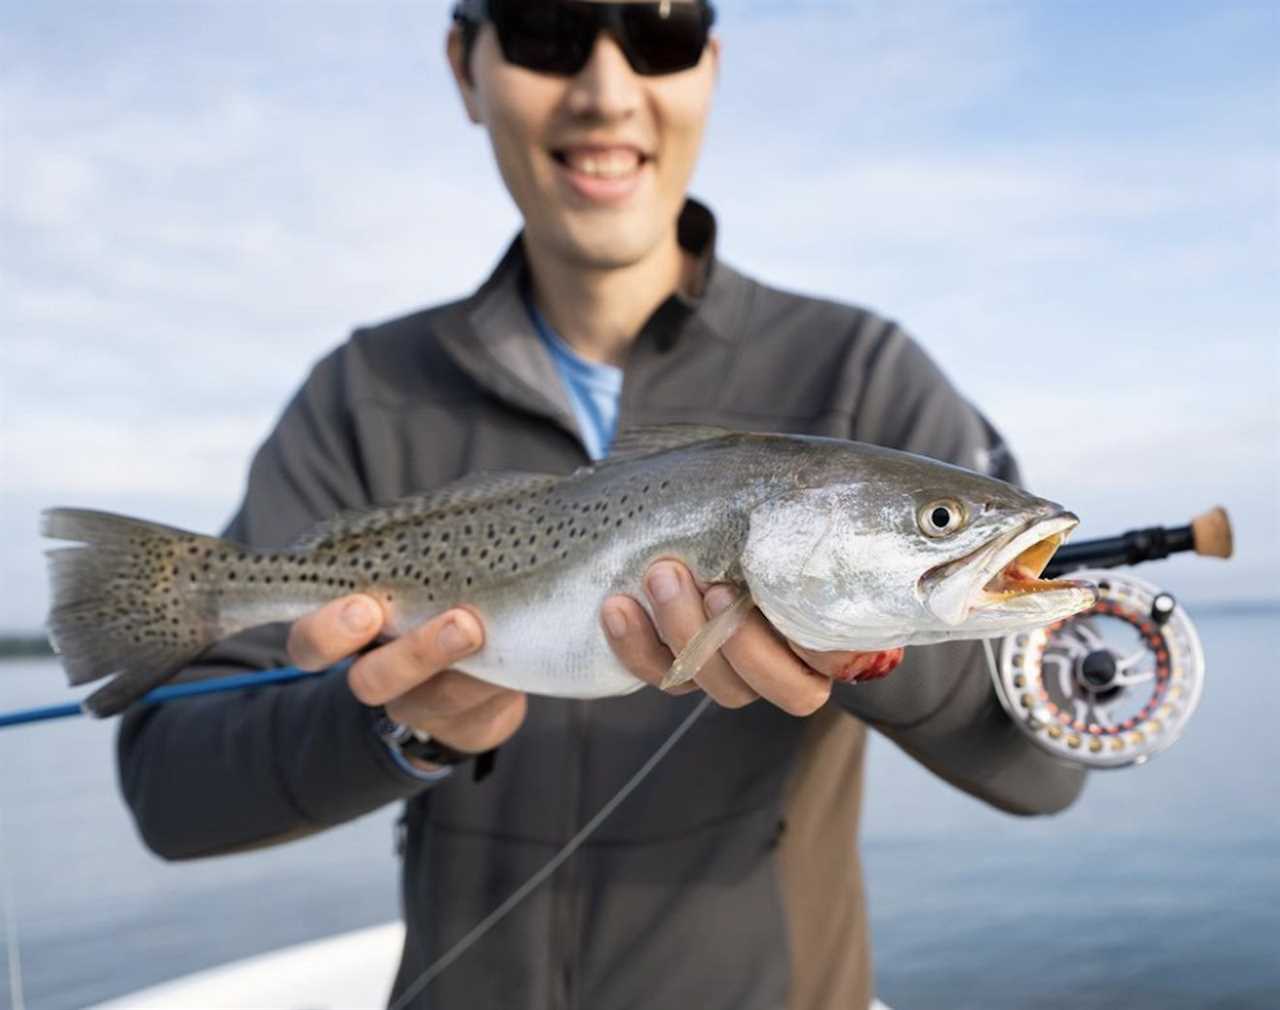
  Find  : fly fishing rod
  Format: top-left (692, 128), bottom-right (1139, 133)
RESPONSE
top-left (1042, 506), bottom-right (1232, 578)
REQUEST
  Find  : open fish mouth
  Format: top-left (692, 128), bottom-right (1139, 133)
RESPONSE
top-left (923, 512), bottom-right (1096, 625)
top-left (974, 515), bottom-right (1083, 605)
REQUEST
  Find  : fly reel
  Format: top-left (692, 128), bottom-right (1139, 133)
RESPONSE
top-left (991, 570), bottom-right (1206, 769)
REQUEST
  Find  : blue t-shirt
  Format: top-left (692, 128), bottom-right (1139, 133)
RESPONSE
top-left (526, 297), bottom-right (623, 461)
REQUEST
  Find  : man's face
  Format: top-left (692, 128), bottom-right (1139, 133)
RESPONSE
top-left (448, 2), bottom-right (719, 270)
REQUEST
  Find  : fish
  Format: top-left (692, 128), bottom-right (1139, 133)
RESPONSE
top-left (42, 425), bottom-right (1098, 717)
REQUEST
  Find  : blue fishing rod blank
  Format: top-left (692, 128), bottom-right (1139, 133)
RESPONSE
top-left (0, 665), bottom-right (338, 729)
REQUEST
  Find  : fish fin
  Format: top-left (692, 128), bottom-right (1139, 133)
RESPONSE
top-left (599, 424), bottom-right (739, 467)
top-left (42, 509), bottom-right (228, 717)
top-left (660, 589), bottom-right (756, 691)
top-left (290, 471), bottom-right (560, 550)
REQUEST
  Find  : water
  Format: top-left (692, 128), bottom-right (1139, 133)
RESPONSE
top-left (861, 609), bottom-right (1280, 1010)
top-left (0, 611), bottom-right (1276, 1009)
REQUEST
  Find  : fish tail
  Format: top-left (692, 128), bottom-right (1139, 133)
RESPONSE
top-left (42, 508), bottom-right (229, 717)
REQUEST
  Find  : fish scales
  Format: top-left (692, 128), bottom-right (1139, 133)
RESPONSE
top-left (41, 428), bottom-right (1097, 716)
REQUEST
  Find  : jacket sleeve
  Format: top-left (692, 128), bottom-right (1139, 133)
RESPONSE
top-left (117, 346), bottom-right (439, 861)
top-left (833, 324), bottom-right (1087, 816)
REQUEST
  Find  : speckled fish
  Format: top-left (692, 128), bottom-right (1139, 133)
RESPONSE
top-left (43, 426), bottom-right (1097, 717)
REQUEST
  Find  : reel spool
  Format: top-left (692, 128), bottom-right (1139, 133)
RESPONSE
top-left (991, 570), bottom-right (1205, 769)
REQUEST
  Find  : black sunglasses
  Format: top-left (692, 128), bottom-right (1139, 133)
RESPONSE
top-left (453, 0), bottom-right (716, 77)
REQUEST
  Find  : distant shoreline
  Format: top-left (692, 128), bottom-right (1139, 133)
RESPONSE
top-left (0, 634), bottom-right (54, 659)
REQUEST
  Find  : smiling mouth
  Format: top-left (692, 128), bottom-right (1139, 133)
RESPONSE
top-left (551, 146), bottom-right (651, 179)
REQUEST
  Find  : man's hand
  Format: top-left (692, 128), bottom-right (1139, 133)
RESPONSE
top-left (601, 560), bottom-right (904, 714)
top-left (287, 596), bottom-right (527, 769)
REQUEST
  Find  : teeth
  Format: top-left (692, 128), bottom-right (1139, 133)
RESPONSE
top-left (563, 149), bottom-right (641, 179)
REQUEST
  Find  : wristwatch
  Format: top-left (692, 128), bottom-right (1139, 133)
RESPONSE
top-left (373, 707), bottom-right (498, 781)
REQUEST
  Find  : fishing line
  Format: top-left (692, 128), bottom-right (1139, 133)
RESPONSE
top-left (389, 693), bottom-right (713, 1010)
top-left (0, 800), bottom-right (27, 1010)
top-left (981, 638), bottom-right (1001, 686)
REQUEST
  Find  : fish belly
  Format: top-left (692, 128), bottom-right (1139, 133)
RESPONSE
top-left (424, 527), bottom-right (725, 698)
top-left (454, 582), bottom-right (645, 698)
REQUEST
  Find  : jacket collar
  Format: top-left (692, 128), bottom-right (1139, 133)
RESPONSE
top-left (435, 198), bottom-right (752, 441)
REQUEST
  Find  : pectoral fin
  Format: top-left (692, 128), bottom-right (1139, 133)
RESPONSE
top-left (660, 590), bottom-right (756, 691)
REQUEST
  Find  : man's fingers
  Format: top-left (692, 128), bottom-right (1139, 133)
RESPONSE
top-left (348, 608), bottom-right (484, 706)
top-left (645, 563), bottom-right (757, 708)
top-left (287, 595), bottom-right (384, 672)
top-left (387, 668), bottom-right (508, 723)
top-left (415, 689), bottom-right (529, 754)
top-left (704, 588), bottom-right (832, 717)
top-left (790, 644), bottom-right (906, 683)
top-left (600, 595), bottom-right (700, 695)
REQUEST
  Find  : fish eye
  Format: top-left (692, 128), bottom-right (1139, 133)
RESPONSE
top-left (918, 499), bottom-right (966, 538)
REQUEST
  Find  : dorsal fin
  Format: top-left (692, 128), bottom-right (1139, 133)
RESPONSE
top-left (598, 424), bottom-right (738, 467)
top-left (291, 470), bottom-right (560, 550)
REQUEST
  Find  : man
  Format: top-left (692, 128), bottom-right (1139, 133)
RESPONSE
top-left (118, 3), bottom-right (1085, 1007)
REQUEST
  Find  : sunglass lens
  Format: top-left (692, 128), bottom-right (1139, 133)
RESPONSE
top-left (490, 0), bottom-right (596, 75)
top-left (618, 3), bottom-right (709, 75)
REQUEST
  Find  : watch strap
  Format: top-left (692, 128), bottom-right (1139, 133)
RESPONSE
top-left (373, 707), bottom-right (498, 782)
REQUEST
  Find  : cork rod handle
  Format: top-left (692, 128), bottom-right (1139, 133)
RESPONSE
top-left (1190, 506), bottom-right (1233, 559)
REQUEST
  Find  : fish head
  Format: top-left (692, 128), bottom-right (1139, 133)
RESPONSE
top-left (741, 449), bottom-right (1097, 651)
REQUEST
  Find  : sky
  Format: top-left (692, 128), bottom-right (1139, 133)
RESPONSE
top-left (2, 1), bottom-right (1277, 632)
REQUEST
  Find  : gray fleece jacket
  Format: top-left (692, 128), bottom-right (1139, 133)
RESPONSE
top-left (117, 199), bottom-right (1084, 1010)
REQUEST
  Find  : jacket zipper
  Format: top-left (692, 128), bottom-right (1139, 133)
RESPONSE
top-left (551, 697), bottom-right (590, 1009)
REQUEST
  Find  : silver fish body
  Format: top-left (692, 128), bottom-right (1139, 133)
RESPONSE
top-left (42, 427), bottom-right (1096, 716)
